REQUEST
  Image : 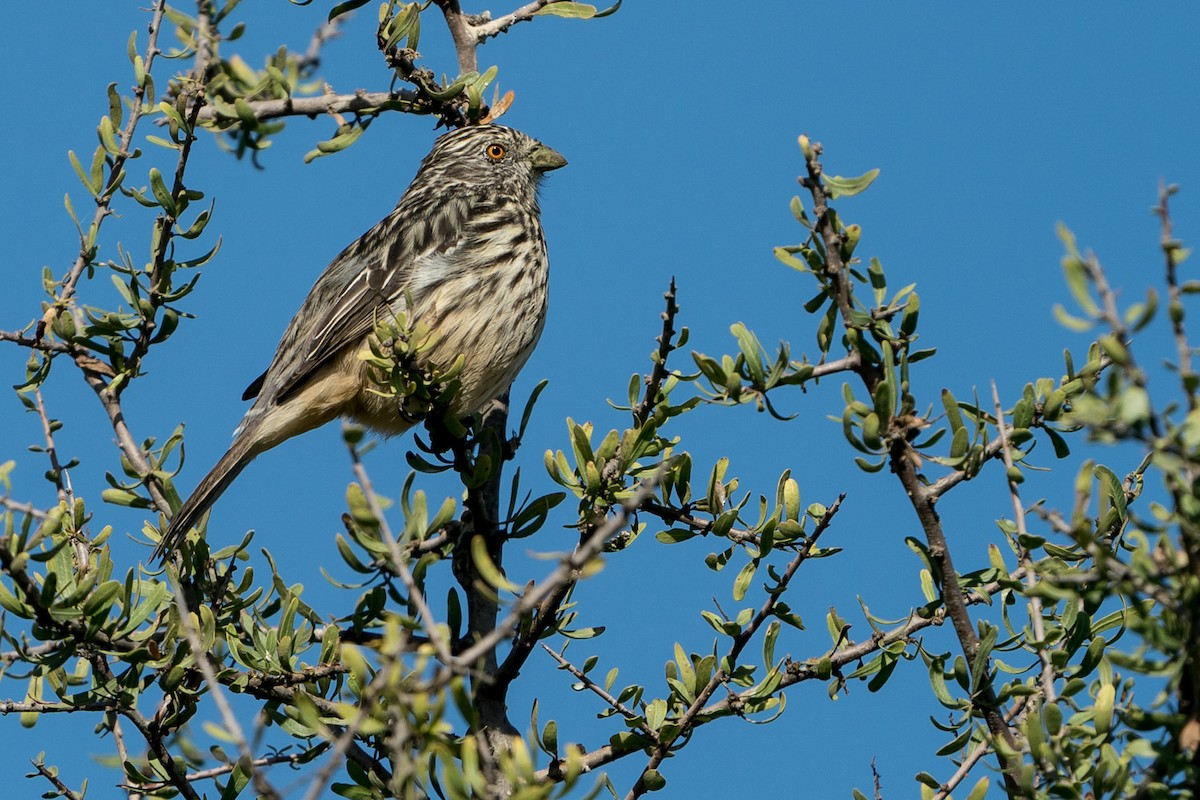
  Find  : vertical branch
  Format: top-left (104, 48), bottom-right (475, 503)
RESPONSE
top-left (168, 581), bottom-right (282, 800)
top-left (124, 90), bottom-right (206, 385)
top-left (38, 0), bottom-right (170, 339)
top-left (1156, 183), bottom-right (1195, 411)
top-left (799, 138), bottom-right (1021, 787)
top-left (346, 431), bottom-right (455, 666)
top-left (31, 389), bottom-right (70, 507)
top-left (447, 396), bottom-right (517, 794)
top-left (632, 279), bottom-right (679, 426)
top-left (991, 381), bottom-right (1056, 704)
top-left (433, 0), bottom-right (480, 75)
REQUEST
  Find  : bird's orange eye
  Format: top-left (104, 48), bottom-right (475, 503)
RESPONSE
top-left (485, 143), bottom-right (507, 161)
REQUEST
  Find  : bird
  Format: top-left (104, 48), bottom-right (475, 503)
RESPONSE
top-left (153, 124), bottom-right (566, 560)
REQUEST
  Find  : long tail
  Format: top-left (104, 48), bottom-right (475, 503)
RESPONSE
top-left (153, 434), bottom-right (259, 561)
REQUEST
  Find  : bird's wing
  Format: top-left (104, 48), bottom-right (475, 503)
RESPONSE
top-left (257, 200), bottom-right (474, 405)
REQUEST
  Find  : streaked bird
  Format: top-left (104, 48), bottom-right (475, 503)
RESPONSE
top-left (154, 124), bottom-right (566, 560)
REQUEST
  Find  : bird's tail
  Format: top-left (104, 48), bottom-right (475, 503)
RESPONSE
top-left (153, 433), bottom-right (259, 561)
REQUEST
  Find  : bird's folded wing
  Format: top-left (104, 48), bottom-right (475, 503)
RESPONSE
top-left (243, 190), bottom-right (481, 406)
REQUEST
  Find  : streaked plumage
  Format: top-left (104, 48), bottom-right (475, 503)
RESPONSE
top-left (155, 124), bottom-right (565, 559)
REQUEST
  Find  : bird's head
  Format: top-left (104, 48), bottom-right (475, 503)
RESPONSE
top-left (419, 124), bottom-right (567, 196)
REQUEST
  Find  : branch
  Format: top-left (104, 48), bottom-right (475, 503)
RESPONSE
top-left (471, 0), bottom-right (621, 41)
top-left (538, 567), bottom-right (1023, 783)
top-left (0, 496), bottom-right (47, 520)
top-left (991, 381), bottom-right (1056, 704)
top-left (28, 759), bottom-right (83, 800)
top-left (800, 137), bottom-right (1021, 787)
top-left (471, 0), bottom-right (558, 40)
top-left (0, 700), bottom-right (118, 714)
top-left (433, 0), bottom-right (479, 74)
top-left (38, 0), bottom-right (169, 339)
top-left (0, 539), bottom-right (141, 655)
top-left (221, 672), bottom-right (395, 789)
top-left (633, 278), bottom-right (679, 426)
top-left (31, 389), bottom-right (70, 507)
top-left (457, 477), bottom-right (661, 671)
top-left (190, 90), bottom-right (420, 125)
top-left (345, 428), bottom-right (455, 667)
top-left (1156, 182), bottom-right (1195, 410)
top-left (624, 496), bottom-right (844, 799)
top-left (541, 644), bottom-right (660, 742)
top-left (640, 499), bottom-right (763, 547)
top-left (926, 705), bottom-right (1022, 800)
top-left (168, 581), bottom-right (281, 800)
top-left (296, 16), bottom-right (346, 74)
top-left (128, 750), bottom-right (324, 795)
top-left (496, 290), bottom-right (687, 686)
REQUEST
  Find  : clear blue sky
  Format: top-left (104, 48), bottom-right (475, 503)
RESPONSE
top-left (3, 3), bottom-right (1200, 798)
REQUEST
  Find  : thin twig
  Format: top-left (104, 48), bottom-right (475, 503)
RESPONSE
top-left (633, 278), bottom-right (680, 426)
top-left (1032, 505), bottom-right (1178, 611)
top-left (625, 496), bottom-right (844, 799)
top-left (0, 496), bottom-right (48, 520)
top-left (930, 697), bottom-right (1029, 800)
top-left (29, 759), bottom-right (83, 800)
top-left (1156, 183), bottom-right (1195, 411)
top-left (297, 16), bottom-right (345, 74)
top-left (0, 639), bottom-right (64, 664)
top-left (538, 566), bottom-right (1025, 783)
top-left (168, 581), bottom-right (281, 800)
top-left (345, 429), bottom-right (455, 666)
top-left (32, 389), bottom-right (69, 506)
top-left (456, 477), bottom-right (661, 670)
top-left (471, 0), bottom-right (586, 40)
top-left (39, 0), bottom-right (170, 338)
top-left (541, 644), bottom-right (660, 741)
top-left (128, 750), bottom-right (323, 794)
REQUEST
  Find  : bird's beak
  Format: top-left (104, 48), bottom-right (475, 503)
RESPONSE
top-left (530, 143), bottom-right (567, 172)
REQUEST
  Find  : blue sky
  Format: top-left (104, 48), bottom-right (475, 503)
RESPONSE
top-left (3, 2), bottom-right (1200, 798)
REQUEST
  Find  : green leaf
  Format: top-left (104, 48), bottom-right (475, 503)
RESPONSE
top-left (915, 772), bottom-right (941, 789)
top-left (68, 150), bottom-right (101, 196)
top-left (823, 168), bottom-right (880, 199)
top-left (1094, 682), bottom-right (1115, 734)
top-left (535, 2), bottom-right (597, 18)
top-left (304, 123), bottom-right (367, 163)
top-left (965, 777), bottom-right (990, 800)
top-left (1052, 303), bottom-right (1094, 332)
top-left (640, 768), bottom-right (666, 791)
top-left (148, 167), bottom-right (176, 216)
top-left (732, 560), bottom-right (755, 602)
top-left (470, 535), bottom-right (518, 591)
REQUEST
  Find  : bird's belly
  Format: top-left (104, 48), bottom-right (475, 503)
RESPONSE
top-left (351, 262), bottom-right (548, 429)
